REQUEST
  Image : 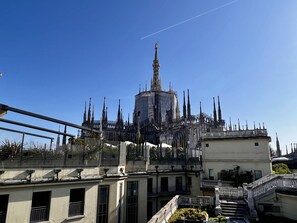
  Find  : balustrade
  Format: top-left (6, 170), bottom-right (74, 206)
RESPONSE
top-left (30, 206), bottom-right (49, 222)
top-left (68, 201), bottom-right (84, 217)
top-left (218, 187), bottom-right (244, 199)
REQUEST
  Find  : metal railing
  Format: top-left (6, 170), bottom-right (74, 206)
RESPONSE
top-left (30, 206), bottom-right (49, 222)
top-left (68, 201), bottom-right (84, 217)
top-left (0, 143), bottom-right (120, 168)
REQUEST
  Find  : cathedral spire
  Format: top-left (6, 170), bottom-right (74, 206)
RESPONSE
top-left (102, 97), bottom-right (106, 121)
top-left (218, 96), bottom-right (222, 124)
top-left (151, 42), bottom-right (162, 91)
top-left (106, 107), bottom-right (108, 123)
top-left (199, 101), bottom-right (204, 123)
top-left (83, 101), bottom-right (87, 123)
top-left (276, 133), bottom-right (281, 157)
top-left (101, 97), bottom-right (108, 129)
top-left (56, 126), bottom-right (60, 148)
top-left (117, 99), bottom-right (121, 123)
top-left (91, 105), bottom-right (94, 128)
top-left (187, 89), bottom-right (191, 120)
top-left (87, 97), bottom-right (92, 124)
top-left (62, 125), bottom-right (67, 145)
top-left (183, 90), bottom-right (186, 119)
top-left (213, 97), bottom-right (217, 127)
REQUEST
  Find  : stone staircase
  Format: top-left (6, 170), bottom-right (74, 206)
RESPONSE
top-left (220, 199), bottom-right (249, 218)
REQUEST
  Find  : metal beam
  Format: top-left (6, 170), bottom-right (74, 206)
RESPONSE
top-left (0, 118), bottom-right (75, 137)
top-left (0, 103), bottom-right (100, 133)
top-left (0, 127), bottom-right (54, 140)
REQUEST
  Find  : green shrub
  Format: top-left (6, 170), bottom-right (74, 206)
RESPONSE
top-left (168, 208), bottom-right (208, 223)
top-left (272, 163), bottom-right (291, 174)
top-left (209, 215), bottom-right (227, 222)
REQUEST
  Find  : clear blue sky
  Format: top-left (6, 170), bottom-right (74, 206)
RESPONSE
top-left (1, 0), bottom-right (297, 153)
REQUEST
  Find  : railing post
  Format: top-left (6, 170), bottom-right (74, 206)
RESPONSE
top-left (246, 184), bottom-right (257, 219)
top-left (215, 186), bottom-right (221, 215)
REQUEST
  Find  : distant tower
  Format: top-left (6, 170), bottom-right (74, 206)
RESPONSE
top-left (276, 133), bottom-right (281, 157)
top-left (151, 42), bottom-right (162, 91)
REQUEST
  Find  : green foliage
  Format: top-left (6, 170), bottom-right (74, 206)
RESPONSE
top-left (209, 215), bottom-right (227, 222)
top-left (165, 147), bottom-right (172, 159)
top-left (168, 208), bottom-right (208, 223)
top-left (73, 138), bottom-right (85, 145)
top-left (272, 163), bottom-right (291, 174)
top-left (176, 147), bottom-right (184, 159)
top-left (127, 144), bottom-right (145, 160)
top-left (150, 146), bottom-right (158, 161)
top-left (219, 166), bottom-right (253, 186)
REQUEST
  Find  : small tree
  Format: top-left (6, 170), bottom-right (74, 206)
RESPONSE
top-left (272, 163), bottom-right (291, 174)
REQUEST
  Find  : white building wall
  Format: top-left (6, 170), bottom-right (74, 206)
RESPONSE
top-left (202, 137), bottom-right (272, 180)
top-left (2, 181), bottom-right (99, 223)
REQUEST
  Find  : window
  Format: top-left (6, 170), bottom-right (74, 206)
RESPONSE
top-left (176, 177), bottom-right (183, 191)
top-left (263, 205), bottom-right (280, 213)
top-left (147, 178), bottom-right (153, 193)
top-left (254, 142), bottom-right (259, 146)
top-left (160, 177), bottom-right (168, 192)
top-left (187, 176), bottom-right (192, 186)
top-left (69, 188), bottom-right (85, 217)
top-left (205, 143), bottom-right (209, 147)
top-left (30, 191), bottom-right (51, 222)
top-left (209, 169), bottom-right (214, 180)
top-left (0, 194), bottom-right (9, 223)
top-left (97, 186), bottom-right (109, 223)
top-left (254, 170), bottom-right (262, 180)
top-left (126, 181), bottom-right (138, 223)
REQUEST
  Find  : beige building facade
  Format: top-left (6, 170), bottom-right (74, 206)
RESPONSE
top-left (202, 129), bottom-right (272, 182)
